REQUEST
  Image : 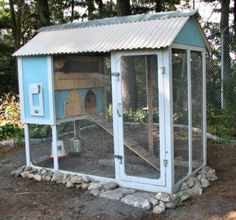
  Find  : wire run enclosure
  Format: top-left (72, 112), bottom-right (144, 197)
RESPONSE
top-left (14, 11), bottom-right (209, 193)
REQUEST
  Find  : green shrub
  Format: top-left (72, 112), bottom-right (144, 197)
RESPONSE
top-left (0, 123), bottom-right (23, 142)
top-left (208, 108), bottom-right (236, 141)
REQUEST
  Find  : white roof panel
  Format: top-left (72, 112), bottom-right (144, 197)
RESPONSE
top-left (14, 16), bottom-right (189, 56)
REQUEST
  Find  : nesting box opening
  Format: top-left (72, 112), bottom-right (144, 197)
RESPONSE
top-left (85, 90), bottom-right (97, 114)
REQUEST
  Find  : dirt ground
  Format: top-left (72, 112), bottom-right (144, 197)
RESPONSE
top-left (0, 141), bottom-right (236, 220)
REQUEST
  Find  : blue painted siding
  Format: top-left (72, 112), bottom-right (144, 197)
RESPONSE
top-left (22, 56), bottom-right (51, 122)
top-left (55, 88), bottom-right (103, 119)
top-left (173, 19), bottom-right (205, 48)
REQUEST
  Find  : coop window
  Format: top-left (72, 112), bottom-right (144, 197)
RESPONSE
top-left (54, 56), bottom-right (102, 74)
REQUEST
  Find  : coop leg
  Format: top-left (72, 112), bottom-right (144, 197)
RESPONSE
top-left (51, 125), bottom-right (59, 171)
top-left (24, 124), bottom-right (31, 166)
top-left (73, 120), bottom-right (80, 139)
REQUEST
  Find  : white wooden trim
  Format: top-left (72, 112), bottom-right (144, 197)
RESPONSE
top-left (171, 43), bottom-right (205, 52)
top-left (47, 56), bottom-right (56, 125)
top-left (115, 50), bottom-right (166, 187)
top-left (24, 124), bottom-right (31, 166)
top-left (161, 48), bottom-right (174, 192)
top-left (51, 125), bottom-right (59, 171)
top-left (17, 57), bottom-right (25, 123)
top-left (116, 50), bottom-right (162, 57)
top-left (202, 51), bottom-right (207, 165)
top-left (187, 49), bottom-right (193, 174)
top-left (111, 51), bottom-right (121, 181)
top-left (24, 119), bottom-right (53, 125)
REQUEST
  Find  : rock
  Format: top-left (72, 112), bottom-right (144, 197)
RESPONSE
top-left (24, 166), bottom-right (32, 172)
top-left (121, 192), bottom-right (155, 208)
top-left (180, 182), bottom-right (189, 191)
top-left (88, 182), bottom-right (103, 191)
top-left (153, 205), bottom-right (166, 214)
top-left (45, 175), bottom-right (52, 182)
top-left (100, 188), bottom-right (136, 201)
top-left (11, 166), bottom-right (25, 177)
top-left (71, 175), bottom-right (83, 184)
top-left (76, 184), bottom-right (82, 189)
top-left (90, 189), bottom-right (101, 197)
top-left (66, 181), bottom-right (75, 188)
top-left (21, 171), bottom-right (31, 178)
top-left (34, 174), bottom-right (42, 182)
top-left (198, 167), bottom-right (218, 181)
top-left (181, 185), bottom-right (203, 197)
top-left (51, 172), bottom-right (64, 184)
top-left (186, 177), bottom-right (197, 188)
top-left (62, 174), bottom-right (69, 184)
top-left (81, 183), bottom-right (89, 190)
top-left (200, 177), bottom-right (210, 188)
top-left (174, 192), bottom-right (190, 203)
top-left (82, 176), bottom-right (91, 183)
top-left (38, 168), bottom-right (47, 175)
top-left (103, 182), bottom-right (118, 191)
top-left (31, 168), bottom-right (38, 174)
top-left (141, 200), bottom-right (152, 210)
top-left (2, 140), bottom-right (15, 148)
top-left (165, 202), bottom-right (176, 209)
top-left (206, 170), bottom-right (218, 182)
top-left (28, 173), bottom-right (35, 179)
top-left (41, 173), bottom-right (47, 181)
top-left (149, 198), bottom-right (159, 206)
top-left (155, 192), bottom-right (171, 202)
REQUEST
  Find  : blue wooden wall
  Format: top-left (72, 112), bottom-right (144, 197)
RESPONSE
top-left (21, 56), bottom-right (52, 124)
top-left (173, 18), bottom-right (205, 48)
top-left (55, 88), bottom-right (103, 119)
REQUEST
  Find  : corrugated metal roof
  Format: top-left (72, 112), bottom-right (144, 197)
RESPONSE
top-left (13, 11), bottom-right (200, 56)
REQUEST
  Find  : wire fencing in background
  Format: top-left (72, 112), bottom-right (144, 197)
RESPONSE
top-left (207, 34), bottom-right (236, 112)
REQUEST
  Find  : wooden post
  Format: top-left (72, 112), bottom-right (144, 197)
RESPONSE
top-left (146, 56), bottom-right (154, 154)
top-left (73, 120), bottom-right (80, 139)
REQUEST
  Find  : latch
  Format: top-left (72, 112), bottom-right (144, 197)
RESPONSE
top-left (117, 103), bottom-right (122, 117)
top-left (163, 159), bottom-right (168, 167)
top-left (161, 67), bottom-right (165, 75)
top-left (111, 72), bottom-right (120, 81)
top-left (114, 155), bottom-right (123, 164)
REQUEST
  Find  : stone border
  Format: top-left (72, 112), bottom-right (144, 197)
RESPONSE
top-left (11, 166), bottom-right (218, 214)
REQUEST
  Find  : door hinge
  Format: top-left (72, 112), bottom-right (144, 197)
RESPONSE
top-left (163, 159), bottom-right (168, 167)
top-left (114, 155), bottom-right (123, 164)
top-left (111, 72), bottom-right (120, 77)
top-left (161, 67), bottom-right (165, 74)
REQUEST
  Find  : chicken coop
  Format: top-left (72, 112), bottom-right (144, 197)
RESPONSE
top-left (14, 10), bottom-right (210, 193)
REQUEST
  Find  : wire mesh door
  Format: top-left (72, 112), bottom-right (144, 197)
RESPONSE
top-left (117, 54), bottom-right (164, 184)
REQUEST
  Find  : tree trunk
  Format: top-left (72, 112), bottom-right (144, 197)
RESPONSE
top-left (37, 0), bottom-right (50, 26)
top-left (87, 0), bottom-right (95, 20)
top-left (121, 57), bottom-right (137, 113)
top-left (117, 0), bottom-right (130, 16)
top-left (155, 0), bottom-right (163, 12)
top-left (95, 0), bottom-right (104, 11)
top-left (9, 0), bottom-right (23, 50)
top-left (234, 0), bottom-right (236, 36)
top-left (71, 0), bottom-right (75, 23)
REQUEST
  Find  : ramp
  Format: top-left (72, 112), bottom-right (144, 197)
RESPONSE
top-left (89, 114), bottom-right (160, 171)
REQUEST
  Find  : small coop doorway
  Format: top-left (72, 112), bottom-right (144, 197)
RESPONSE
top-left (111, 51), bottom-right (166, 189)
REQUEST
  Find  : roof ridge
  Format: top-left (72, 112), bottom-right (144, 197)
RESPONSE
top-left (38, 10), bottom-right (198, 33)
